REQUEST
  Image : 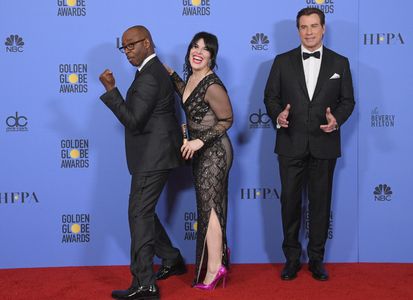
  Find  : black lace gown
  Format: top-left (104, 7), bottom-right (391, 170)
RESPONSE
top-left (171, 72), bottom-right (233, 284)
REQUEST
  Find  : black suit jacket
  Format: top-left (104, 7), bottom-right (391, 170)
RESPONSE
top-left (101, 56), bottom-right (183, 174)
top-left (264, 46), bottom-right (355, 159)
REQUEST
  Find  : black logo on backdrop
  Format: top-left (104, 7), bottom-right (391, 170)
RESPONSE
top-left (306, 0), bottom-right (335, 14)
top-left (240, 188), bottom-right (280, 200)
top-left (371, 107), bottom-right (395, 127)
top-left (249, 109), bottom-right (271, 129)
top-left (363, 33), bottom-right (404, 45)
top-left (184, 212), bottom-right (197, 240)
top-left (57, 0), bottom-right (86, 16)
top-left (6, 112), bottom-right (28, 132)
top-left (61, 214), bottom-right (90, 243)
top-left (251, 33), bottom-right (269, 51)
top-left (60, 139), bottom-right (89, 168)
top-left (182, 0), bottom-right (211, 16)
top-left (305, 210), bottom-right (333, 239)
top-left (5, 34), bottom-right (24, 52)
top-left (0, 192), bottom-right (39, 204)
top-left (59, 64), bottom-right (88, 93)
top-left (374, 184), bottom-right (393, 201)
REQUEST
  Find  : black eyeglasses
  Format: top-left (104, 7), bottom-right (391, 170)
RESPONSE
top-left (118, 38), bottom-right (145, 53)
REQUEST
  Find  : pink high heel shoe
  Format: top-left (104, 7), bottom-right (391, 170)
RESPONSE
top-left (193, 265), bottom-right (228, 290)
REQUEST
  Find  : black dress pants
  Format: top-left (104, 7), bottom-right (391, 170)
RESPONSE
top-left (278, 153), bottom-right (336, 262)
top-left (128, 170), bottom-right (181, 286)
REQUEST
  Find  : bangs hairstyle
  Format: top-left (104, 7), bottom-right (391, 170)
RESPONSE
top-left (184, 31), bottom-right (219, 81)
top-left (296, 7), bottom-right (325, 28)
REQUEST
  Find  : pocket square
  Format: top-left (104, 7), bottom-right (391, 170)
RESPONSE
top-left (329, 73), bottom-right (340, 79)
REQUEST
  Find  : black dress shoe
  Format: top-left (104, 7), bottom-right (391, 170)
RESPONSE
top-left (281, 261), bottom-right (301, 280)
top-left (156, 258), bottom-right (187, 280)
top-left (308, 260), bottom-right (329, 281)
top-left (112, 284), bottom-right (159, 300)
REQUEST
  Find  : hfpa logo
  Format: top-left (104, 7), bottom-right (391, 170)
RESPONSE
top-left (373, 184), bottom-right (393, 201)
top-left (363, 33), bottom-right (404, 45)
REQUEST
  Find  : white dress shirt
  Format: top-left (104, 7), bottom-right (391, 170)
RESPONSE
top-left (302, 45), bottom-right (323, 101)
top-left (138, 53), bottom-right (156, 71)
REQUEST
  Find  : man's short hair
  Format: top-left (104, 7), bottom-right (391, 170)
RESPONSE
top-left (296, 7), bottom-right (325, 28)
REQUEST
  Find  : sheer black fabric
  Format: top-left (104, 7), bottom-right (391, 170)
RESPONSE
top-left (171, 72), bottom-right (233, 284)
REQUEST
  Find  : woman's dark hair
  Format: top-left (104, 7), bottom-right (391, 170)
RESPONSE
top-left (184, 31), bottom-right (218, 81)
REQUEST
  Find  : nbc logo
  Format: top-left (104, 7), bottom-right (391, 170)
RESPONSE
top-left (5, 34), bottom-right (24, 53)
top-left (373, 184), bottom-right (393, 201)
top-left (251, 33), bottom-right (269, 51)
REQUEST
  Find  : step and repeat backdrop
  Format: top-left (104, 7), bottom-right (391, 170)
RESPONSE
top-left (1, 0), bottom-right (412, 268)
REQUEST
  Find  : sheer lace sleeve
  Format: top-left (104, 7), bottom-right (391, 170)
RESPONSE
top-left (170, 72), bottom-right (186, 98)
top-left (198, 83), bottom-right (233, 145)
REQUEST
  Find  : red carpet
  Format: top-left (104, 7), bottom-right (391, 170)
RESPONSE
top-left (0, 264), bottom-right (412, 300)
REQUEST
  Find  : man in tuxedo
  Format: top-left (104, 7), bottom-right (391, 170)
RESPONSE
top-left (264, 8), bottom-right (355, 281)
top-left (99, 25), bottom-right (186, 299)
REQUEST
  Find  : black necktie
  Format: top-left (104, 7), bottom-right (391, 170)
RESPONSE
top-left (303, 51), bottom-right (320, 60)
top-left (134, 69), bottom-right (140, 80)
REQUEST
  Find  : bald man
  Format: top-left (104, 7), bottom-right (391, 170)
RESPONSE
top-left (99, 25), bottom-right (186, 300)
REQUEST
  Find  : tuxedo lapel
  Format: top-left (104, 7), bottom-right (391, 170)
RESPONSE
top-left (133, 56), bottom-right (158, 83)
top-left (290, 47), bottom-right (309, 100)
top-left (138, 56), bottom-right (158, 75)
top-left (312, 48), bottom-right (334, 100)
top-left (134, 69), bottom-right (140, 80)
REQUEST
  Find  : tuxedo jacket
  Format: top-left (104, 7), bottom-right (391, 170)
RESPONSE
top-left (264, 46), bottom-right (355, 159)
top-left (101, 56), bottom-right (183, 174)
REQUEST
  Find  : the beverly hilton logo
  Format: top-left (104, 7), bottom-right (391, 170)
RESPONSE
top-left (305, 0), bottom-right (335, 14)
top-left (182, 0), bottom-right (211, 16)
top-left (374, 184), bottom-right (393, 201)
top-left (61, 214), bottom-right (91, 243)
top-left (371, 107), bottom-right (395, 128)
top-left (5, 34), bottom-right (24, 53)
top-left (59, 64), bottom-right (88, 93)
top-left (251, 33), bottom-right (269, 51)
top-left (60, 139), bottom-right (90, 168)
top-left (184, 212), bottom-right (197, 240)
top-left (57, 0), bottom-right (87, 16)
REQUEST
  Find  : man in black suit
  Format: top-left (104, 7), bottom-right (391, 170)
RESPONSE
top-left (264, 8), bottom-right (355, 281)
top-left (99, 25), bottom-right (186, 299)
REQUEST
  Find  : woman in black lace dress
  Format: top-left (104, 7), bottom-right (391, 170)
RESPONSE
top-left (165, 32), bottom-right (233, 289)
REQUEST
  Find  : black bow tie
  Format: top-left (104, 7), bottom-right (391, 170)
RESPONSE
top-left (303, 51), bottom-right (321, 60)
